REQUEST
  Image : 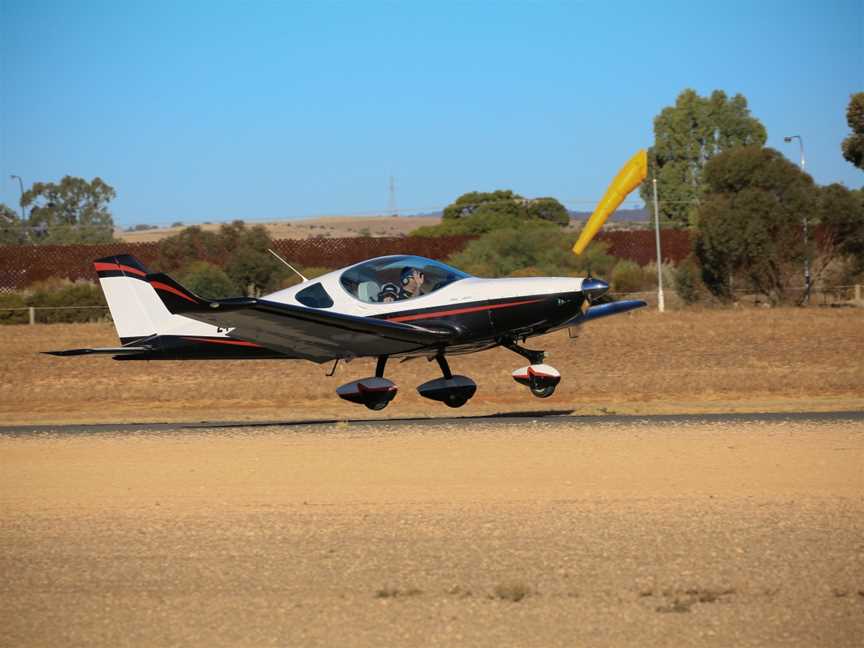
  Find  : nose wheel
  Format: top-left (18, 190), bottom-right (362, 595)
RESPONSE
top-left (512, 364), bottom-right (561, 398)
top-left (501, 338), bottom-right (561, 399)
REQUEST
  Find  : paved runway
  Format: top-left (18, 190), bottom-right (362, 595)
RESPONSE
top-left (1, 408), bottom-right (862, 435)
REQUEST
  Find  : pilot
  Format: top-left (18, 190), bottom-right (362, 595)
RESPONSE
top-left (377, 283), bottom-right (400, 303)
top-left (399, 267), bottom-right (426, 299)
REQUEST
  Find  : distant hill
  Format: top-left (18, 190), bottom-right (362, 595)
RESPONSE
top-left (403, 207), bottom-right (650, 222)
top-left (568, 207), bottom-right (649, 222)
top-left (118, 207), bottom-right (651, 243)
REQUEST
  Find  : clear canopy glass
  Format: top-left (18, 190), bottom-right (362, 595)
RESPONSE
top-left (339, 255), bottom-right (470, 304)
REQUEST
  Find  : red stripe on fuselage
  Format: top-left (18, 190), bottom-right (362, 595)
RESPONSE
top-left (93, 262), bottom-right (147, 277)
top-left (150, 281), bottom-right (198, 303)
top-left (386, 298), bottom-right (544, 323)
top-left (181, 336), bottom-right (263, 348)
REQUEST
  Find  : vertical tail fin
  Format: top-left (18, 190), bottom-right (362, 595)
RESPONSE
top-left (94, 255), bottom-right (161, 343)
top-left (93, 254), bottom-right (217, 343)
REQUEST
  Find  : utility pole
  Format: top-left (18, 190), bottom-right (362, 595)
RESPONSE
top-left (652, 176), bottom-right (665, 313)
top-left (783, 135), bottom-right (810, 304)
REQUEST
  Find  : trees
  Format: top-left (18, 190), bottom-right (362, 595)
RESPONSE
top-left (22, 176), bottom-right (117, 244)
top-left (817, 183), bottom-right (864, 277)
top-left (640, 89), bottom-right (767, 228)
top-left (841, 92), bottom-right (864, 171)
top-left (413, 191), bottom-right (569, 236)
top-left (694, 146), bottom-right (816, 304)
top-left (0, 203), bottom-right (25, 245)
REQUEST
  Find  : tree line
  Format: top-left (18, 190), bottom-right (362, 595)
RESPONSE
top-left (4, 89), bottom-right (862, 306)
top-left (411, 90), bottom-right (864, 305)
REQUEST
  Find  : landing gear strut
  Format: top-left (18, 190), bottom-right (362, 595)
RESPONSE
top-left (336, 355), bottom-right (398, 410)
top-left (417, 353), bottom-right (477, 408)
top-left (502, 338), bottom-right (561, 399)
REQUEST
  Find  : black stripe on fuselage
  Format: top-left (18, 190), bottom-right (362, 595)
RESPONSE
top-left (375, 291), bottom-right (586, 339)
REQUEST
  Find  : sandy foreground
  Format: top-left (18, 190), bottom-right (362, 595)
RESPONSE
top-left (1, 419), bottom-right (863, 647)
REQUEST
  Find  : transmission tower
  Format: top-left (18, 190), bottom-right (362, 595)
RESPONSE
top-left (388, 175), bottom-right (397, 216)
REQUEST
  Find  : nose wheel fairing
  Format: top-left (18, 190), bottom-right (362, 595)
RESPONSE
top-left (512, 364), bottom-right (561, 398)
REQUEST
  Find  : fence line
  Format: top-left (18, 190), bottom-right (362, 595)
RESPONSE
top-left (0, 230), bottom-right (694, 292)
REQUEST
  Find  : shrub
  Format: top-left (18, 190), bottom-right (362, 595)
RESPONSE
top-left (610, 260), bottom-right (647, 293)
top-left (493, 582), bottom-right (533, 602)
top-left (158, 221), bottom-right (288, 296)
top-left (508, 266), bottom-right (543, 277)
top-left (26, 281), bottom-right (107, 323)
top-left (674, 256), bottom-right (703, 305)
top-left (447, 224), bottom-right (617, 278)
top-left (177, 261), bottom-right (238, 299)
top-left (0, 292), bottom-right (28, 324)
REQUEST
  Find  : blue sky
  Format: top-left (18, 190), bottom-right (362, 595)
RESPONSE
top-left (1, 0), bottom-right (862, 227)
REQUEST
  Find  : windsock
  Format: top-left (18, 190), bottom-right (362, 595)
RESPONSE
top-left (572, 149), bottom-right (648, 255)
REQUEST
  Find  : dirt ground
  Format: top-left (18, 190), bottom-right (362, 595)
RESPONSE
top-left (1, 419), bottom-right (863, 647)
top-left (1, 308), bottom-right (861, 425)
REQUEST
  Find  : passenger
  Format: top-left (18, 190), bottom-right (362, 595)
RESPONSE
top-left (399, 267), bottom-right (426, 299)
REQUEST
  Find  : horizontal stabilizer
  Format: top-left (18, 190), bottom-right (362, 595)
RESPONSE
top-left (43, 346), bottom-right (153, 357)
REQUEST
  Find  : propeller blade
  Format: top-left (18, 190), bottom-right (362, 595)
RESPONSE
top-left (572, 149), bottom-right (648, 255)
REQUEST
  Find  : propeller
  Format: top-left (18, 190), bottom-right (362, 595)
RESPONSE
top-left (572, 149), bottom-right (648, 256)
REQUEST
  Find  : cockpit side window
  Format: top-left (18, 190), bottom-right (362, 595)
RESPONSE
top-left (296, 282), bottom-right (334, 308)
top-left (340, 256), bottom-right (468, 304)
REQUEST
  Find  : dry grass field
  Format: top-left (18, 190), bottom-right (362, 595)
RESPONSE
top-left (0, 308), bottom-right (861, 425)
top-left (116, 215), bottom-right (443, 242)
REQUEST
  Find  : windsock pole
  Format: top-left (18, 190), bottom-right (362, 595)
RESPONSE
top-left (652, 176), bottom-right (665, 313)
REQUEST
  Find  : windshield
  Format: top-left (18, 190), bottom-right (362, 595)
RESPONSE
top-left (340, 255), bottom-right (470, 304)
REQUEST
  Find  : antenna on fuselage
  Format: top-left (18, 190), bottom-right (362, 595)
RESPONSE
top-left (268, 248), bottom-right (307, 282)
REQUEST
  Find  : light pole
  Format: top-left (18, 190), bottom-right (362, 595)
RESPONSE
top-left (783, 135), bottom-right (810, 303)
top-left (9, 175), bottom-right (24, 220)
top-left (652, 176), bottom-right (665, 312)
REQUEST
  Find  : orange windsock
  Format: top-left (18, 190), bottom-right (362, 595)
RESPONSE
top-left (572, 149), bottom-right (648, 255)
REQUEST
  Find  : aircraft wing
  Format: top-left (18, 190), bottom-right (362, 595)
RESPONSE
top-left (147, 273), bottom-right (453, 362)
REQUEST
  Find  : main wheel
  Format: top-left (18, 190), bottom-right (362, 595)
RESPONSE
top-left (365, 400), bottom-right (389, 411)
top-left (529, 383), bottom-right (556, 398)
top-left (444, 395), bottom-right (469, 408)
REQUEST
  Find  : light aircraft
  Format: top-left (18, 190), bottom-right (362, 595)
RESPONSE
top-left (48, 151), bottom-right (649, 411)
